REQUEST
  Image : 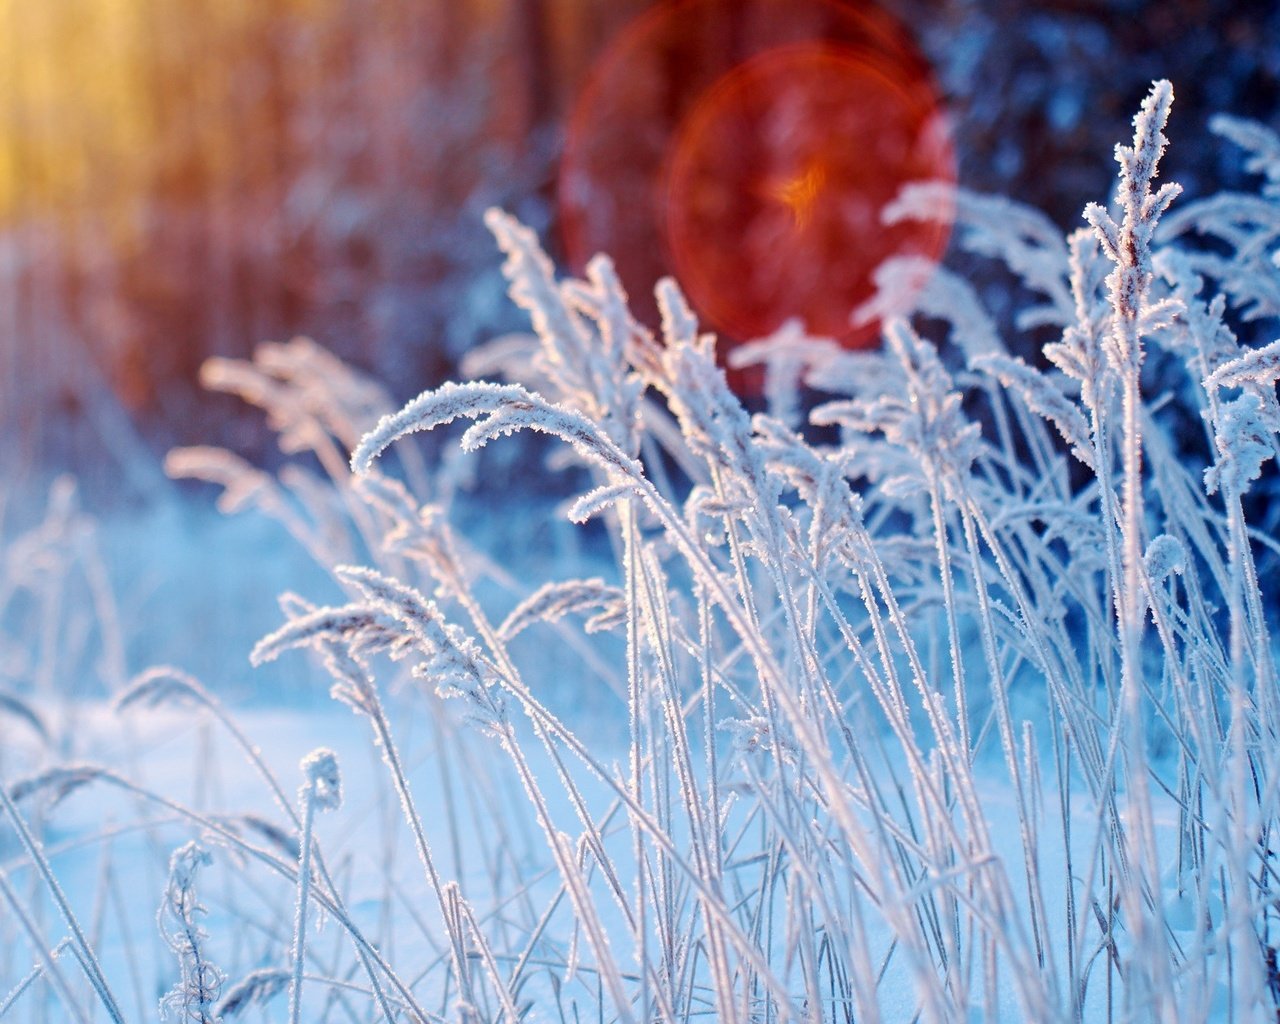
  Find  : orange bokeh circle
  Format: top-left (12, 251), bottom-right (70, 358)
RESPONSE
top-left (666, 43), bottom-right (953, 346)
top-left (559, 0), bottom-right (954, 375)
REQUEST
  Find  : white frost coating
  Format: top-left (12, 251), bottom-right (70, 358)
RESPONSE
top-left (887, 180), bottom-right (1073, 322)
top-left (974, 353), bottom-right (1096, 469)
top-left (1205, 392), bottom-right (1275, 494)
top-left (165, 446), bottom-right (275, 515)
top-left (856, 257), bottom-right (1003, 362)
top-left (1210, 114), bottom-right (1280, 195)
top-left (567, 481), bottom-right (643, 523)
top-left (299, 748), bottom-right (342, 811)
top-left (1205, 337), bottom-right (1280, 389)
top-left (351, 380), bottom-right (641, 484)
top-left (351, 380), bottom-right (528, 472)
top-left (814, 319), bottom-right (982, 495)
top-left (497, 577), bottom-right (625, 641)
top-left (1085, 79), bottom-right (1181, 373)
top-left (1143, 534), bottom-right (1187, 582)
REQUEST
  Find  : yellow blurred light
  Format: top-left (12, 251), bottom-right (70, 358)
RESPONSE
top-left (761, 158), bottom-right (828, 231)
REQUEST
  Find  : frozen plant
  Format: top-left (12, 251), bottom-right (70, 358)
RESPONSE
top-left (4, 80), bottom-right (1280, 1024)
top-left (320, 79), bottom-right (1279, 1022)
top-left (158, 842), bottom-right (223, 1024)
top-left (288, 749), bottom-right (340, 1024)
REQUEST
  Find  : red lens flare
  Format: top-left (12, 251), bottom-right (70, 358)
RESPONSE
top-left (559, 0), bottom-right (955, 389)
top-left (666, 43), bottom-right (952, 345)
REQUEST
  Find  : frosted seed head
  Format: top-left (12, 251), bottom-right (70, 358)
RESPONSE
top-left (1144, 534), bottom-right (1187, 583)
top-left (167, 840), bottom-right (212, 893)
top-left (217, 967), bottom-right (290, 1019)
top-left (0, 689), bottom-right (51, 746)
top-left (115, 667), bottom-right (211, 715)
top-left (300, 748), bottom-right (342, 811)
top-left (236, 814), bottom-right (302, 861)
top-left (10, 764), bottom-right (105, 806)
top-left (1205, 392), bottom-right (1275, 495)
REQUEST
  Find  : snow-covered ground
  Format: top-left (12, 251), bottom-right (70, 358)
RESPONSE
top-left (2, 684), bottom-right (1216, 1023)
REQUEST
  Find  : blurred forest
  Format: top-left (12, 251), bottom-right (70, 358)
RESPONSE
top-left (1, 0), bottom-right (1277, 501)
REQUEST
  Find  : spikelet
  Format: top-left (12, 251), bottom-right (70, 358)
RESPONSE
top-left (299, 748), bottom-right (342, 812)
top-left (216, 968), bottom-right (289, 1019)
top-left (9, 764), bottom-right (106, 806)
top-left (498, 578), bottom-right (626, 641)
top-left (0, 689), bottom-right (50, 746)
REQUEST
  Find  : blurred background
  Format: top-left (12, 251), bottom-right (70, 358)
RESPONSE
top-left (1, 0), bottom-right (1278, 503)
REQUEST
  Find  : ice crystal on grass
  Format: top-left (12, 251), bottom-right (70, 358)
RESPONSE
top-left (159, 842), bottom-right (223, 1024)
top-left (1206, 336), bottom-right (1280, 390)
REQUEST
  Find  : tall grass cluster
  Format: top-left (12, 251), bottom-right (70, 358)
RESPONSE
top-left (3, 82), bottom-right (1280, 1022)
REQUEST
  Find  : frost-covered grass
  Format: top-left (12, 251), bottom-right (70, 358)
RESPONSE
top-left (3, 81), bottom-right (1280, 1023)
